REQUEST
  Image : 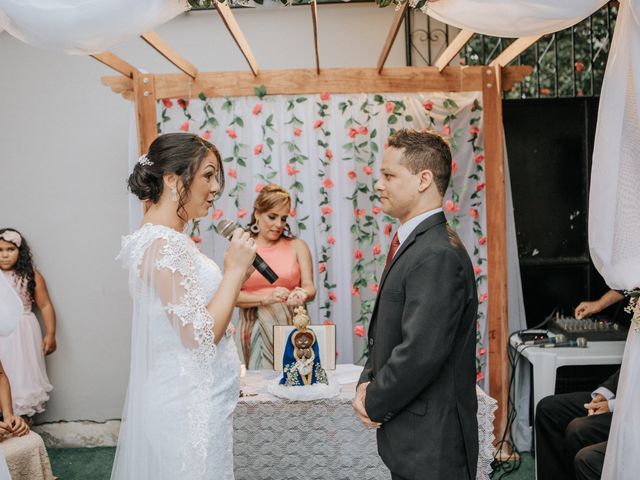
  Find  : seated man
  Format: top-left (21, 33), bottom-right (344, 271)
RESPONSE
top-left (535, 289), bottom-right (625, 480)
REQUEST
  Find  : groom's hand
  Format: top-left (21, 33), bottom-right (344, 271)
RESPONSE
top-left (353, 382), bottom-right (381, 429)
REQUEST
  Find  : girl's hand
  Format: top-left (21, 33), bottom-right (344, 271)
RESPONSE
top-left (0, 421), bottom-right (11, 440)
top-left (224, 229), bottom-right (256, 274)
top-left (43, 334), bottom-right (57, 355)
top-left (7, 415), bottom-right (29, 437)
top-left (286, 287), bottom-right (308, 307)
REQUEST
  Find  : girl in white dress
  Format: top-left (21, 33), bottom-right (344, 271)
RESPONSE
top-left (111, 133), bottom-right (256, 480)
top-left (0, 229), bottom-right (56, 418)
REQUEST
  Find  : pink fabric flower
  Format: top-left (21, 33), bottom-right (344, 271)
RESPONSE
top-left (252, 103), bottom-right (262, 115)
top-left (347, 170), bottom-right (357, 180)
top-left (322, 320), bottom-right (334, 325)
top-left (286, 164), bottom-right (300, 176)
top-left (201, 130), bottom-right (212, 140)
top-left (351, 286), bottom-right (361, 297)
top-left (319, 263), bottom-right (326, 273)
top-left (237, 209), bottom-right (247, 219)
top-left (373, 244), bottom-right (381, 256)
top-left (347, 128), bottom-right (358, 138)
top-left (253, 144), bottom-right (263, 155)
top-left (327, 235), bottom-right (336, 245)
top-left (372, 207), bottom-right (381, 215)
top-left (369, 283), bottom-right (379, 294)
top-left (228, 167), bottom-right (237, 179)
top-left (444, 200), bottom-right (459, 212)
top-left (479, 236), bottom-right (487, 245)
top-left (469, 126), bottom-right (481, 135)
top-left (384, 223), bottom-right (392, 236)
top-left (473, 265), bottom-right (483, 275)
top-left (363, 166), bottom-right (373, 176)
top-left (180, 121), bottom-right (189, 132)
top-left (354, 249), bottom-right (363, 260)
top-left (320, 92), bottom-right (331, 101)
top-left (354, 208), bottom-right (365, 218)
top-left (226, 129), bottom-right (237, 139)
top-left (451, 160), bottom-right (458, 174)
top-left (476, 182), bottom-right (485, 192)
top-left (289, 208), bottom-right (296, 218)
top-left (469, 208), bottom-right (479, 219)
top-left (442, 125), bottom-right (451, 136)
top-left (321, 206), bottom-right (333, 215)
top-left (314, 119), bottom-right (324, 129)
top-left (328, 291), bottom-right (337, 301)
top-left (575, 61), bottom-right (585, 72)
top-left (323, 178), bottom-right (334, 188)
top-left (357, 126), bottom-right (368, 136)
top-left (353, 325), bottom-right (366, 337)
top-left (385, 101), bottom-right (394, 113)
top-left (325, 148), bottom-right (333, 160)
top-left (191, 235), bottom-right (202, 244)
top-left (254, 183), bottom-right (265, 193)
top-left (476, 371), bottom-right (484, 382)
top-left (479, 293), bottom-right (488, 303)
top-left (212, 209), bottom-right (223, 220)
top-left (422, 99), bottom-right (433, 111)
top-left (474, 154), bottom-right (485, 164)
top-left (177, 99), bottom-right (189, 109)
top-left (478, 347), bottom-right (486, 356)
top-left (161, 98), bottom-right (173, 108)
top-left (293, 128), bottom-right (302, 137)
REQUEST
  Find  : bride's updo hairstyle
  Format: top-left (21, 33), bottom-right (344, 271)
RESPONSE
top-left (128, 132), bottom-right (224, 220)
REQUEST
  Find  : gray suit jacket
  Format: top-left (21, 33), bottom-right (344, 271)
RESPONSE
top-left (358, 212), bottom-right (479, 480)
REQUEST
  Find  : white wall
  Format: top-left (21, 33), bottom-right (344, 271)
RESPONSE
top-left (0, 4), bottom-right (406, 422)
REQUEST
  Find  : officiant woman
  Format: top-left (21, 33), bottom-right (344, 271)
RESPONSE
top-left (236, 184), bottom-right (316, 369)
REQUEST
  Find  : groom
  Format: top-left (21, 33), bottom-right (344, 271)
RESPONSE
top-left (353, 129), bottom-right (479, 480)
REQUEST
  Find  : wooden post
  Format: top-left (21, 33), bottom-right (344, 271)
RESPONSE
top-left (482, 66), bottom-right (509, 443)
top-left (132, 71), bottom-right (158, 155)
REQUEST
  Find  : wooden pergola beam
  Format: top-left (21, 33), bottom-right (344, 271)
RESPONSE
top-left (310, 0), bottom-right (320, 74)
top-left (102, 66), bottom-right (532, 100)
top-left (482, 65), bottom-right (509, 443)
top-left (377, 3), bottom-right (409, 74)
top-left (434, 30), bottom-right (475, 72)
top-left (132, 71), bottom-right (157, 155)
top-left (215, 1), bottom-right (259, 76)
top-left (490, 35), bottom-right (541, 67)
top-left (90, 52), bottom-right (137, 78)
top-left (140, 31), bottom-right (198, 79)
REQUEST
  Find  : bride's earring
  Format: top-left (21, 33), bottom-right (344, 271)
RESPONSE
top-left (250, 222), bottom-right (260, 234)
top-left (170, 186), bottom-right (178, 202)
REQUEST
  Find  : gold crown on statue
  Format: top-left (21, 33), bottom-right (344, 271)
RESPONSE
top-left (292, 306), bottom-right (311, 330)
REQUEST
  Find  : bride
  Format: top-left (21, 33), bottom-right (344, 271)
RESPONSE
top-left (111, 133), bottom-right (255, 480)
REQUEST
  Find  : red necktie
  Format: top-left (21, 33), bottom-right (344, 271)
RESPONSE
top-left (385, 232), bottom-right (400, 269)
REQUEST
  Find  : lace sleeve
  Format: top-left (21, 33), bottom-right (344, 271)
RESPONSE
top-left (140, 235), bottom-right (216, 356)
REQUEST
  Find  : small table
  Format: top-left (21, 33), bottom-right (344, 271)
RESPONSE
top-left (510, 335), bottom-right (625, 413)
top-left (234, 364), bottom-right (496, 480)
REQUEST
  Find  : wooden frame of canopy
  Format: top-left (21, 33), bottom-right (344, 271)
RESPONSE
top-left (95, 2), bottom-right (535, 446)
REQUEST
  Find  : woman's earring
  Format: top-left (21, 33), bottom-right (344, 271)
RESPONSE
top-left (170, 186), bottom-right (178, 202)
top-left (250, 222), bottom-right (260, 234)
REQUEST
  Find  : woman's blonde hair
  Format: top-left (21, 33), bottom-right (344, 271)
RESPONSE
top-left (248, 184), bottom-right (293, 238)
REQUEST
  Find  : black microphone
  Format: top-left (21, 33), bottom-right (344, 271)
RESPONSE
top-left (542, 337), bottom-right (588, 348)
top-left (214, 219), bottom-right (279, 284)
top-left (524, 334), bottom-right (566, 346)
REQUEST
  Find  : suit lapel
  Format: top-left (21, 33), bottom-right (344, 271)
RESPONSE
top-left (368, 212), bottom-right (447, 336)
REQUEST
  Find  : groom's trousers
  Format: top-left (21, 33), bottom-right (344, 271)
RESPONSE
top-left (535, 392), bottom-right (612, 480)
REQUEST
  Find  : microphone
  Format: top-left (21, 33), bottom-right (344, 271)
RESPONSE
top-left (214, 219), bottom-right (279, 284)
top-left (542, 337), bottom-right (588, 348)
top-left (524, 334), bottom-right (566, 346)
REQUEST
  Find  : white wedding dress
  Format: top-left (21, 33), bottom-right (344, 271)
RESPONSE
top-left (601, 326), bottom-right (640, 479)
top-left (112, 224), bottom-right (240, 480)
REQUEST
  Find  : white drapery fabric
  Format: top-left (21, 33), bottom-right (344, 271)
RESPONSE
top-left (0, 0), bottom-right (187, 54)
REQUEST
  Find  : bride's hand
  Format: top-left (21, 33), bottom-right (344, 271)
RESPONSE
top-left (224, 228), bottom-right (256, 274)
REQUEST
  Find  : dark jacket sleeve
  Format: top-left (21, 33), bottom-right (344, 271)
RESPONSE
top-left (364, 248), bottom-right (466, 422)
top-left (358, 353), bottom-right (374, 387)
top-left (600, 368), bottom-right (620, 394)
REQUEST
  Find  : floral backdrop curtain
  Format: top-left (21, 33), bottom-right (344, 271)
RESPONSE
top-left (132, 90), bottom-right (502, 385)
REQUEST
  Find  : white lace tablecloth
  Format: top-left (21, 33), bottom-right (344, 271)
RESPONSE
top-left (234, 365), bottom-right (495, 479)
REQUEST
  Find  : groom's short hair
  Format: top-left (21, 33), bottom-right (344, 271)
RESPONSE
top-left (388, 129), bottom-right (452, 197)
